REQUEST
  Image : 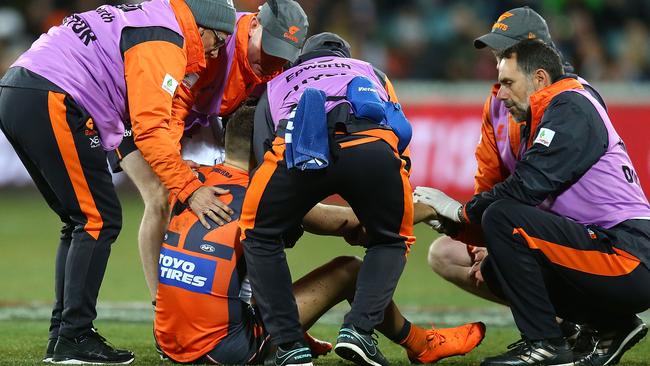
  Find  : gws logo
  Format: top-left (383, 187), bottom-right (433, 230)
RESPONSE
top-left (200, 244), bottom-right (215, 253)
top-left (284, 26), bottom-right (300, 43)
top-left (159, 248), bottom-right (215, 293)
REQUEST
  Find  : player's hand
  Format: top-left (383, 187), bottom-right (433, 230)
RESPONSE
top-left (413, 202), bottom-right (437, 224)
top-left (184, 159), bottom-right (200, 177)
top-left (468, 247), bottom-right (487, 286)
top-left (183, 159), bottom-right (200, 169)
top-left (188, 186), bottom-right (234, 229)
top-left (426, 216), bottom-right (461, 237)
top-left (413, 186), bottom-right (464, 223)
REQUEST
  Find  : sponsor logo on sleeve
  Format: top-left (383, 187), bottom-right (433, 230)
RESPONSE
top-left (158, 247), bottom-right (215, 293)
top-left (534, 127), bottom-right (555, 147)
top-left (161, 74), bottom-right (179, 97)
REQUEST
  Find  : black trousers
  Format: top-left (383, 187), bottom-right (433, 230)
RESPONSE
top-left (480, 199), bottom-right (650, 340)
top-left (240, 136), bottom-right (413, 346)
top-left (0, 87), bottom-right (121, 339)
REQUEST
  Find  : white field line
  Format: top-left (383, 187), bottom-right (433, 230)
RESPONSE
top-left (2, 302), bottom-right (649, 327)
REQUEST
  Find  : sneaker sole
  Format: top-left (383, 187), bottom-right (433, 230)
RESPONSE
top-left (605, 323), bottom-right (648, 365)
top-left (42, 357), bottom-right (53, 363)
top-left (335, 343), bottom-right (383, 366)
top-left (52, 357), bottom-right (135, 365)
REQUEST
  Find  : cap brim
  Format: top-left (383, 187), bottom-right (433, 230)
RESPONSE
top-left (473, 32), bottom-right (519, 51)
top-left (261, 28), bottom-right (300, 63)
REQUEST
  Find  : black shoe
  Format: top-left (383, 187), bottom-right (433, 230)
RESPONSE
top-left (52, 328), bottom-right (135, 364)
top-left (43, 338), bottom-right (57, 363)
top-left (560, 321), bottom-right (581, 349)
top-left (480, 338), bottom-right (574, 366)
top-left (334, 324), bottom-right (389, 366)
top-left (575, 316), bottom-right (648, 366)
top-left (264, 341), bottom-right (313, 366)
top-left (572, 325), bottom-right (597, 359)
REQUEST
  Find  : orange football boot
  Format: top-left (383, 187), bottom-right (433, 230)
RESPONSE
top-left (407, 322), bottom-right (486, 364)
top-left (304, 332), bottom-right (332, 358)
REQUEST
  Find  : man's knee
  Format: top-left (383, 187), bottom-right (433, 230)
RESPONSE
top-left (481, 199), bottom-right (523, 236)
top-left (329, 256), bottom-right (362, 279)
top-left (428, 236), bottom-right (464, 276)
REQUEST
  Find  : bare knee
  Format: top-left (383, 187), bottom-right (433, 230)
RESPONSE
top-left (329, 256), bottom-right (362, 280)
top-left (428, 236), bottom-right (465, 277)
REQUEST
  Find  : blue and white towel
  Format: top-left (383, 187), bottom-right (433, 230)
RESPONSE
top-left (285, 88), bottom-right (330, 170)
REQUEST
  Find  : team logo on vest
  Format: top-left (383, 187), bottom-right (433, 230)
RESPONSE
top-left (159, 247), bottom-right (215, 294)
top-left (161, 74), bottom-right (179, 97)
top-left (534, 128), bottom-right (555, 147)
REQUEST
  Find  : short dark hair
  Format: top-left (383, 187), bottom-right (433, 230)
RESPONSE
top-left (499, 39), bottom-right (564, 82)
top-left (225, 105), bottom-right (255, 163)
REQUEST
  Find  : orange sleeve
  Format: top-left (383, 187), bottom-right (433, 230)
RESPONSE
top-left (474, 94), bottom-right (508, 194)
top-left (169, 83), bottom-right (195, 149)
top-left (383, 75), bottom-right (399, 103)
top-left (124, 41), bottom-right (202, 203)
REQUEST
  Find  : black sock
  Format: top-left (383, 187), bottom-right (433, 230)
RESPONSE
top-left (388, 320), bottom-right (411, 343)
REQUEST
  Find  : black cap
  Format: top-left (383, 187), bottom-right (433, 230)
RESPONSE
top-left (186, 0), bottom-right (236, 34)
top-left (474, 7), bottom-right (552, 50)
top-left (301, 32), bottom-right (351, 58)
top-left (258, 0), bottom-right (309, 62)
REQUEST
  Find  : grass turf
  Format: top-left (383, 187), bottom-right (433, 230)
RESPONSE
top-left (1, 188), bottom-right (650, 365)
top-left (1, 320), bottom-right (650, 365)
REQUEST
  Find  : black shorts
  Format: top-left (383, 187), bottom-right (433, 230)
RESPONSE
top-left (106, 121), bottom-right (135, 173)
top-left (159, 304), bottom-right (271, 365)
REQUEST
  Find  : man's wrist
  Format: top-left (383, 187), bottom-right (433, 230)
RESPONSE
top-left (457, 205), bottom-right (466, 224)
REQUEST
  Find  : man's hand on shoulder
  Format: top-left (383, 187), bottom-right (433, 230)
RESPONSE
top-left (188, 186), bottom-right (234, 229)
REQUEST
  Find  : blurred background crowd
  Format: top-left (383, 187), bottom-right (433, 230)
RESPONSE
top-left (1, 0), bottom-right (649, 82)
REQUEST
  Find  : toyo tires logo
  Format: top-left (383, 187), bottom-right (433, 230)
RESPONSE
top-left (158, 247), bottom-right (215, 293)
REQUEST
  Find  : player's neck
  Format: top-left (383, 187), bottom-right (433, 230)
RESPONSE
top-left (223, 159), bottom-right (249, 174)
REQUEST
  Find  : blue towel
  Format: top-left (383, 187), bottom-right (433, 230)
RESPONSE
top-left (285, 88), bottom-right (330, 170)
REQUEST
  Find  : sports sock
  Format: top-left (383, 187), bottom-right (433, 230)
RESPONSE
top-left (398, 321), bottom-right (430, 354)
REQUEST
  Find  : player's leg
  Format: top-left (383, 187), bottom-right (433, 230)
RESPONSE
top-left (293, 255), bottom-right (485, 364)
top-left (119, 150), bottom-right (170, 301)
top-left (428, 236), bottom-right (506, 304)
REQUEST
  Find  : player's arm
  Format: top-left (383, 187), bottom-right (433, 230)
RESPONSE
top-left (122, 27), bottom-right (203, 203)
top-left (302, 203), bottom-right (359, 236)
top-left (463, 92), bottom-right (608, 224)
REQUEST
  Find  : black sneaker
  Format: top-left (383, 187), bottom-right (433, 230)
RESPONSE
top-left (559, 321), bottom-right (581, 349)
top-left (52, 328), bottom-right (135, 364)
top-left (575, 316), bottom-right (648, 366)
top-left (572, 325), bottom-right (597, 359)
top-left (480, 338), bottom-right (574, 366)
top-left (43, 338), bottom-right (57, 363)
top-left (264, 341), bottom-right (313, 366)
top-left (334, 324), bottom-right (389, 366)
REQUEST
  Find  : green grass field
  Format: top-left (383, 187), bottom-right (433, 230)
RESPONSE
top-left (1, 188), bottom-right (649, 365)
